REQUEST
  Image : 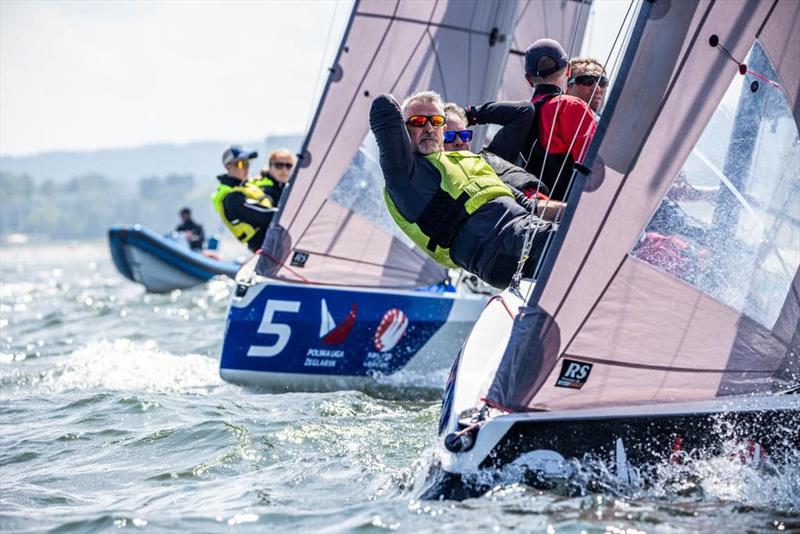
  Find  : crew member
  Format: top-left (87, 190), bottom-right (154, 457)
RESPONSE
top-left (370, 91), bottom-right (563, 289)
top-left (257, 148), bottom-right (296, 207)
top-left (211, 145), bottom-right (276, 252)
top-left (446, 102), bottom-right (550, 199)
top-left (523, 39), bottom-right (597, 200)
top-left (565, 57), bottom-right (607, 115)
top-left (175, 207), bottom-right (205, 251)
top-left (442, 103), bottom-right (473, 152)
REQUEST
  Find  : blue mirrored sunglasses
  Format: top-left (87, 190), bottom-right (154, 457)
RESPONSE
top-left (443, 129), bottom-right (474, 143)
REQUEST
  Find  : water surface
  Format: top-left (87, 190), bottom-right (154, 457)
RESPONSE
top-left (1, 241), bottom-right (797, 532)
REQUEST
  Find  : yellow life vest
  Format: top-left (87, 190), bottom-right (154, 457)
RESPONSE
top-left (384, 150), bottom-right (513, 268)
top-left (211, 180), bottom-right (273, 245)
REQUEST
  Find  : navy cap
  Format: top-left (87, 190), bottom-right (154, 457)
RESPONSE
top-left (524, 38), bottom-right (569, 78)
top-left (222, 145), bottom-right (258, 166)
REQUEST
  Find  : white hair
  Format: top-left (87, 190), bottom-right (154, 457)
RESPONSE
top-left (401, 90), bottom-right (445, 119)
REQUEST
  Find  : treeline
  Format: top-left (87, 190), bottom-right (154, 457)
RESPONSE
top-left (0, 172), bottom-right (220, 240)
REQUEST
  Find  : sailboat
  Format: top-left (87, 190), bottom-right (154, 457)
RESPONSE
top-left (425, 0), bottom-right (800, 500)
top-left (219, 0), bottom-right (589, 392)
top-left (108, 224), bottom-right (239, 293)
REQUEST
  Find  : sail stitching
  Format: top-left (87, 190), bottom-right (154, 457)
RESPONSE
top-left (356, 12), bottom-right (493, 36)
top-left (289, 2), bottom-right (435, 249)
top-left (283, 1), bottom-right (405, 235)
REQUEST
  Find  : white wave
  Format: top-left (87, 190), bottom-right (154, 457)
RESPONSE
top-left (26, 339), bottom-right (225, 395)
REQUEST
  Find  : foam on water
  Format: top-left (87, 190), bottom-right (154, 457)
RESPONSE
top-left (2, 241), bottom-right (798, 532)
top-left (2, 339), bottom-right (225, 396)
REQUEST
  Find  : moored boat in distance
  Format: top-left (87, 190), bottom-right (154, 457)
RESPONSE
top-left (108, 224), bottom-right (240, 293)
top-left (426, 0), bottom-right (800, 500)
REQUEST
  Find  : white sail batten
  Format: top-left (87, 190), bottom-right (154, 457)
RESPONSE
top-left (487, 0), bottom-right (800, 412)
top-left (258, 0), bottom-right (518, 288)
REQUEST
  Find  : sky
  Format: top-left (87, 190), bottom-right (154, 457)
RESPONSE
top-left (1, 0), bottom-right (630, 157)
top-left (0, 0), bottom-right (353, 156)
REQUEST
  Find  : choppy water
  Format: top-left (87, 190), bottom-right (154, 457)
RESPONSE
top-left (1, 241), bottom-right (798, 533)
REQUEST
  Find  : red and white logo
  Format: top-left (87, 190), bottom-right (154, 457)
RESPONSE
top-left (320, 299), bottom-right (357, 345)
top-left (374, 308), bottom-right (408, 352)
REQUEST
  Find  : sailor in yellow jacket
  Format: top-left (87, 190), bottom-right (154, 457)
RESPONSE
top-left (370, 92), bottom-right (564, 288)
top-left (212, 145), bottom-right (276, 252)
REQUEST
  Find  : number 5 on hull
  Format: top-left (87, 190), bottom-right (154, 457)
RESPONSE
top-left (247, 299), bottom-right (301, 357)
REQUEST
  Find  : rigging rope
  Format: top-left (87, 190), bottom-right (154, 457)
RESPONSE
top-left (508, 0), bottom-right (638, 298)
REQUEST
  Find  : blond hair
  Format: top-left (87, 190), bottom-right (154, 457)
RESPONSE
top-left (443, 102), bottom-right (467, 124)
top-left (400, 90), bottom-right (445, 119)
top-left (569, 57), bottom-right (606, 77)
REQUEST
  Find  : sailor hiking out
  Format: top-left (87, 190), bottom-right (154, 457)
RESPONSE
top-left (369, 91), bottom-right (561, 289)
top-left (212, 145), bottom-right (277, 252)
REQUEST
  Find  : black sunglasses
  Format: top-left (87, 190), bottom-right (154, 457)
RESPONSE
top-left (568, 74), bottom-right (609, 87)
top-left (443, 129), bottom-right (474, 143)
top-left (272, 162), bottom-right (294, 170)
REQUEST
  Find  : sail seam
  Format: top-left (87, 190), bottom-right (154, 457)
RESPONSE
top-left (561, 354), bottom-right (774, 374)
top-left (288, 250), bottom-right (432, 274)
top-left (755, 0), bottom-right (779, 38)
top-left (283, 1), bottom-right (404, 235)
top-left (292, 3), bottom-right (437, 247)
top-left (548, 0), bottom-right (718, 324)
top-left (355, 12), bottom-right (492, 36)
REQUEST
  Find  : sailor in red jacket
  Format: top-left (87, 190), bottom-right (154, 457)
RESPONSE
top-left (524, 38), bottom-right (598, 200)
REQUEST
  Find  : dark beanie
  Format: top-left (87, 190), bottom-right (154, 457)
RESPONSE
top-left (524, 38), bottom-right (569, 78)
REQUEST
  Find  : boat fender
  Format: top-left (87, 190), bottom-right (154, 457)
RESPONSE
top-left (444, 427), bottom-right (477, 453)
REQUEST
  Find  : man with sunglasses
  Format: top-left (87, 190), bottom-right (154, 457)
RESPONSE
top-left (446, 102), bottom-right (551, 200)
top-left (442, 103), bottom-right (473, 151)
top-left (257, 148), bottom-right (296, 207)
top-left (370, 91), bottom-right (560, 289)
top-left (566, 57), bottom-right (607, 114)
top-left (212, 145), bottom-right (277, 252)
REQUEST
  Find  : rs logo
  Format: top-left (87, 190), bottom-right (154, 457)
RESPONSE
top-left (247, 299), bottom-right (301, 357)
top-left (564, 362), bottom-right (590, 380)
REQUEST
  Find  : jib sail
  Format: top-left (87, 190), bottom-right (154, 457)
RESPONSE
top-left (256, 0), bottom-right (517, 287)
top-left (488, 0), bottom-right (800, 412)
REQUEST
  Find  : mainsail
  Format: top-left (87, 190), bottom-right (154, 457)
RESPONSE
top-left (488, 0), bottom-right (800, 412)
top-left (257, 0), bottom-right (591, 288)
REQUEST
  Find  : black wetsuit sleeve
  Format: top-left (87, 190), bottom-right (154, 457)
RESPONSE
top-left (369, 94), bottom-right (415, 187)
top-left (468, 101), bottom-right (535, 164)
top-left (222, 192), bottom-right (275, 228)
top-left (508, 185), bottom-right (536, 212)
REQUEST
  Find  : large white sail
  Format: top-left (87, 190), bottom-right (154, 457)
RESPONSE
top-left (487, 0), bottom-right (800, 412)
top-left (258, 0), bottom-right (518, 288)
